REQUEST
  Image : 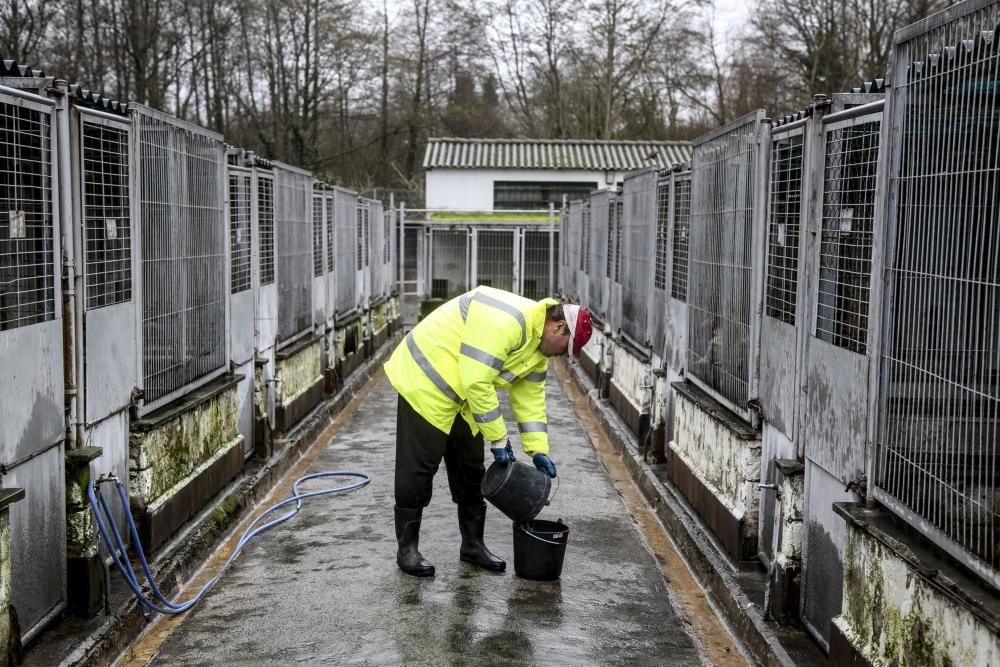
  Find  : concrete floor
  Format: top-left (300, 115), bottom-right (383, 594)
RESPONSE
top-left (137, 374), bottom-right (710, 666)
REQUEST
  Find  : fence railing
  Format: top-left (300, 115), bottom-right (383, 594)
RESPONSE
top-left (134, 105), bottom-right (228, 408)
top-left (403, 208), bottom-right (560, 304)
top-left (872, 0), bottom-right (1000, 587)
top-left (687, 110), bottom-right (768, 420)
top-left (0, 90), bottom-right (56, 332)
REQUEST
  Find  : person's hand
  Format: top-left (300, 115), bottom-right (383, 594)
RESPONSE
top-left (532, 453), bottom-right (557, 478)
top-left (490, 440), bottom-right (515, 464)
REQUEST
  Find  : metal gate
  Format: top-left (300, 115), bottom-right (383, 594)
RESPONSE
top-left (429, 227), bottom-right (468, 299)
top-left (134, 105), bottom-right (228, 410)
top-left (799, 100), bottom-right (884, 647)
top-left (227, 162), bottom-right (255, 458)
top-left (312, 186), bottom-right (326, 325)
top-left (871, 0), bottom-right (1000, 591)
top-left (588, 191), bottom-right (610, 320)
top-left (274, 162), bottom-right (312, 345)
top-left (520, 229), bottom-right (554, 299)
top-left (621, 169), bottom-right (657, 349)
top-left (474, 229), bottom-right (515, 292)
top-left (661, 167), bottom-right (691, 371)
top-left (0, 85), bottom-right (66, 640)
top-left (335, 188), bottom-right (358, 317)
top-left (757, 115), bottom-right (810, 569)
top-left (686, 110), bottom-right (768, 421)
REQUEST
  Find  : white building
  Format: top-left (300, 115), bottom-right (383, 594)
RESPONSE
top-left (423, 137), bottom-right (691, 210)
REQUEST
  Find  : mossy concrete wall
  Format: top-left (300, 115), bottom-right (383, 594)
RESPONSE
top-left (65, 460), bottom-right (98, 559)
top-left (835, 521), bottom-right (1000, 666)
top-left (372, 302), bottom-right (388, 335)
top-left (777, 466), bottom-right (804, 562)
top-left (670, 390), bottom-right (761, 531)
top-left (277, 340), bottom-right (323, 407)
top-left (129, 385), bottom-right (242, 507)
top-left (0, 510), bottom-right (13, 662)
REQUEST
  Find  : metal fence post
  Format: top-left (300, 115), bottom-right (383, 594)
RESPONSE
top-left (548, 202), bottom-right (555, 297)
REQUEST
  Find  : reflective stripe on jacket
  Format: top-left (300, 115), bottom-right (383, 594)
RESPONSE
top-left (384, 286), bottom-right (557, 455)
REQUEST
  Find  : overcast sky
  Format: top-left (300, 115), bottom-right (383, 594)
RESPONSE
top-left (712, 0), bottom-right (752, 55)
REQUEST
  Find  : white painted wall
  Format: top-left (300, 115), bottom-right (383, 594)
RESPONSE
top-left (425, 168), bottom-right (623, 210)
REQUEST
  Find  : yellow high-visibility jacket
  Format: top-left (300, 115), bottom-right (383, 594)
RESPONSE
top-left (384, 286), bottom-right (558, 455)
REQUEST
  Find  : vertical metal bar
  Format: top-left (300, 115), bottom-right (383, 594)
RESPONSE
top-left (548, 202), bottom-right (555, 297)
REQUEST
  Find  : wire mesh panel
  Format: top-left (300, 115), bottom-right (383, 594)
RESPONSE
top-left (369, 199), bottom-right (385, 298)
top-left (136, 108), bottom-right (226, 405)
top-left (671, 171), bottom-right (692, 302)
top-left (765, 130), bottom-right (805, 324)
top-left (606, 196), bottom-right (618, 280)
top-left (335, 189), bottom-right (358, 314)
top-left (80, 118), bottom-right (131, 309)
top-left (274, 165), bottom-right (313, 341)
top-left (563, 202), bottom-right (582, 299)
top-left (621, 171), bottom-right (657, 344)
top-left (312, 192), bottom-right (324, 277)
top-left (589, 191), bottom-right (610, 317)
top-left (654, 173), bottom-right (670, 290)
top-left (687, 111), bottom-right (763, 412)
top-left (0, 95), bottom-right (55, 330)
top-left (522, 229), bottom-right (553, 299)
top-left (816, 117), bottom-right (880, 353)
top-left (874, 13), bottom-right (1000, 584)
top-left (258, 173), bottom-right (275, 285)
top-left (228, 169), bottom-right (251, 294)
top-left (430, 228), bottom-right (468, 298)
top-left (476, 230), bottom-right (514, 291)
top-left (325, 194), bottom-right (334, 275)
top-left (579, 203), bottom-right (591, 272)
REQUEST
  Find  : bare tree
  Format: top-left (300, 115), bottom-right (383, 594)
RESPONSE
top-left (0, 0), bottom-right (54, 64)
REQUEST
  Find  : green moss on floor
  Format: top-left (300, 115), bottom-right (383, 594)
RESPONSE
top-left (428, 211), bottom-right (559, 224)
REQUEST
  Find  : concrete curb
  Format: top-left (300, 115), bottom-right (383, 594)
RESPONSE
top-left (53, 335), bottom-right (400, 667)
top-left (562, 359), bottom-right (797, 667)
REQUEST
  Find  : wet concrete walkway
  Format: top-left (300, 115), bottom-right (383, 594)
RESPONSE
top-left (131, 373), bottom-right (715, 666)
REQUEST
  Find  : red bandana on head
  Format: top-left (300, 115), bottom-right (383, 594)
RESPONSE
top-left (564, 305), bottom-right (593, 358)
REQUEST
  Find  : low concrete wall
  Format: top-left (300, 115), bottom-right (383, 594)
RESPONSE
top-left (277, 338), bottom-right (323, 408)
top-left (129, 376), bottom-right (245, 551)
top-left (611, 343), bottom-right (649, 409)
top-left (669, 382), bottom-right (761, 562)
top-left (0, 489), bottom-right (25, 664)
top-left (832, 502), bottom-right (1000, 666)
top-left (275, 336), bottom-right (325, 434)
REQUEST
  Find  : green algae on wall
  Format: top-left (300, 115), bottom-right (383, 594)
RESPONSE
top-left (0, 511), bottom-right (12, 662)
top-left (838, 522), bottom-right (998, 666)
top-left (372, 303), bottom-right (387, 334)
top-left (129, 385), bottom-right (241, 505)
top-left (277, 339), bottom-right (322, 405)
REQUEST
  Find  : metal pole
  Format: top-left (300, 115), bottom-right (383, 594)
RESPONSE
top-left (398, 201), bottom-right (405, 293)
top-left (548, 202), bottom-right (555, 297)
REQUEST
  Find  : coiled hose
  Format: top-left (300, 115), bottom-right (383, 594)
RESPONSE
top-left (88, 471), bottom-right (371, 616)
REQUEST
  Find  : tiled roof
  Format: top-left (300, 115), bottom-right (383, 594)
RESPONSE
top-left (424, 137), bottom-right (692, 171)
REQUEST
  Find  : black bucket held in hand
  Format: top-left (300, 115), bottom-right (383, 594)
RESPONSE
top-left (481, 461), bottom-right (553, 524)
top-left (513, 518), bottom-right (569, 581)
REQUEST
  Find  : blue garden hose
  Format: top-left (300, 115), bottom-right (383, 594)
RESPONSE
top-left (88, 470), bottom-right (371, 617)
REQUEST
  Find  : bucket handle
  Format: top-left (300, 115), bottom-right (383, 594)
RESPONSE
top-left (518, 523), bottom-right (567, 546)
top-left (545, 475), bottom-right (560, 506)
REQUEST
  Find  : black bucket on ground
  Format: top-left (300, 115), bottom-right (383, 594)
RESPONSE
top-left (513, 519), bottom-right (569, 581)
top-left (481, 461), bottom-right (552, 523)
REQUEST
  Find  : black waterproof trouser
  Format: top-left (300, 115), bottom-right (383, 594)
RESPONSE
top-left (394, 394), bottom-right (485, 509)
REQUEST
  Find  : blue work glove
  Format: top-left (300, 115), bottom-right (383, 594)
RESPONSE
top-left (532, 453), bottom-right (557, 478)
top-left (490, 440), bottom-right (515, 464)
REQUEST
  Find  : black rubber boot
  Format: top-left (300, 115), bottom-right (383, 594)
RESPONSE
top-left (395, 506), bottom-right (435, 577)
top-left (458, 503), bottom-right (506, 572)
